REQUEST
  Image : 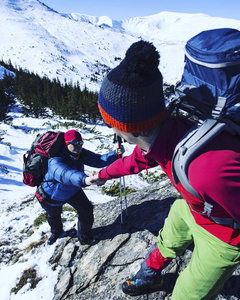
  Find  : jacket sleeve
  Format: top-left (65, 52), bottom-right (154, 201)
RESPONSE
top-left (48, 157), bottom-right (88, 188)
top-left (98, 146), bottom-right (158, 180)
top-left (80, 148), bottom-right (118, 168)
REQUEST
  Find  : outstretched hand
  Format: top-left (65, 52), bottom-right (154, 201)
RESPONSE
top-left (85, 171), bottom-right (107, 186)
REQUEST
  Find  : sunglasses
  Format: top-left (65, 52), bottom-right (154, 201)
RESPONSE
top-left (67, 140), bottom-right (84, 146)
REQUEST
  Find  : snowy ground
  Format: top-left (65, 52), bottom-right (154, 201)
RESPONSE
top-left (0, 104), bottom-right (163, 300)
top-left (1, 2), bottom-right (240, 298)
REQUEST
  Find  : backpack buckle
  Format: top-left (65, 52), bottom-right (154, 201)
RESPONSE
top-left (202, 201), bottom-right (213, 217)
top-left (211, 97), bottom-right (226, 118)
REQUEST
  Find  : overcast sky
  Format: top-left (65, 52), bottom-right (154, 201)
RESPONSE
top-left (42, 0), bottom-right (240, 21)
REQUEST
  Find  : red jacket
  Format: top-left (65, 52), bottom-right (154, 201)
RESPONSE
top-left (99, 117), bottom-right (240, 246)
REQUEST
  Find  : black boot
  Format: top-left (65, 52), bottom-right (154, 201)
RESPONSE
top-left (79, 234), bottom-right (97, 245)
top-left (122, 271), bottom-right (163, 296)
top-left (47, 230), bottom-right (64, 245)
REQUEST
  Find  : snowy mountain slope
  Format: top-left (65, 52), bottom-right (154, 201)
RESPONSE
top-left (0, 102), bottom-right (154, 299)
top-left (1, 0), bottom-right (240, 90)
top-left (1, 3), bottom-right (240, 298)
top-left (0, 0), bottom-right (136, 90)
top-left (71, 11), bottom-right (240, 84)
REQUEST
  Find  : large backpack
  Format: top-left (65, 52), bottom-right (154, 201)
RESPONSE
top-left (169, 28), bottom-right (240, 221)
top-left (23, 131), bottom-right (64, 187)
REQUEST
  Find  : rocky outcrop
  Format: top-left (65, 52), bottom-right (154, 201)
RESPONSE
top-left (49, 181), bottom-right (240, 300)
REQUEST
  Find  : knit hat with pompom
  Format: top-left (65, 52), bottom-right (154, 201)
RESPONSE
top-left (98, 40), bottom-right (168, 133)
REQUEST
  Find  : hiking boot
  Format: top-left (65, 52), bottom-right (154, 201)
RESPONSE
top-left (122, 273), bottom-right (163, 296)
top-left (65, 228), bottom-right (77, 238)
top-left (47, 230), bottom-right (64, 245)
top-left (79, 234), bottom-right (97, 246)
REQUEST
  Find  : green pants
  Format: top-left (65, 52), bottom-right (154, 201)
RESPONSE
top-left (157, 199), bottom-right (240, 300)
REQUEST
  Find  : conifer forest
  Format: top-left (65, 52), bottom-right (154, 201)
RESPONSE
top-left (0, 60), bottom-right (100, 122)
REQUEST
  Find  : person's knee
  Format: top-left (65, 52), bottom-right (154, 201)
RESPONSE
top-left (170, 198), bottom-right (186, 214)
top-left (45, 208), bottom-right (62, 220)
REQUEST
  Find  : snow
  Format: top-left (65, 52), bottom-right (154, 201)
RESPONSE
top-left (1, 0), bottom-right (240, 91)
top-left (0, 103), bottom-right (155, 300)
top-left (0, 66), bottom-right (15, 78)
top-left (1, 0), bottom-right (240, 298)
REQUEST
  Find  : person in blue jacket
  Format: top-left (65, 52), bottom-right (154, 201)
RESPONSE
top-left (36, 129), bottom-right (124, 245)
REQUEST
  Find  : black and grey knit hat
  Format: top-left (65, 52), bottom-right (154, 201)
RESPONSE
top-left (98, 40), bottom-right (168, 133)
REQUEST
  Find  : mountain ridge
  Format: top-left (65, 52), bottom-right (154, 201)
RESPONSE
top-left (1, 0), bottom-right (240, 90)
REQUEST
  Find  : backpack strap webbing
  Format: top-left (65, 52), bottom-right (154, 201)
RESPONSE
top-left (211, 217), bottom-right (240, 230)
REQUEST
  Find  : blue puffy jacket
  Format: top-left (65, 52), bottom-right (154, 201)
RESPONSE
top-left (41, 147), bottom-right (118, 206)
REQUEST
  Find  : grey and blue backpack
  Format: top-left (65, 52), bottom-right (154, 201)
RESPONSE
top-left (169, 28), bottom-right (240, 227)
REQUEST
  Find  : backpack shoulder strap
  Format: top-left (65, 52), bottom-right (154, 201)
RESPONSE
top-left (172, 118), bottom-right (227, 199)
top-left (172, 94), bottom-right (230, 198)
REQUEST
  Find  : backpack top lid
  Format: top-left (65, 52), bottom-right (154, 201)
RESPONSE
top-left (179, 28), bottom-right (240, 124)
top-left (185, 28), bottom-right (240, 67)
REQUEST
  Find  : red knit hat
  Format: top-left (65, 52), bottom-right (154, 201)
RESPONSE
top-left (64, 130), bottom-right (82, 145)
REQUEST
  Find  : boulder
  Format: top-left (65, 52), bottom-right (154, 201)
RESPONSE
top-left (49, 181), bottom-right (240, 300)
